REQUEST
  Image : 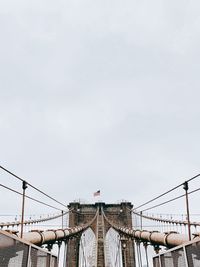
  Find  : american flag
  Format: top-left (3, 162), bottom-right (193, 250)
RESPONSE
top-left (93, 190), bottom-right (100, 197)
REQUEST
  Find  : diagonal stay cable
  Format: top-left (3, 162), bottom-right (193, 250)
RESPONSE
top-left (80, 238), bottom-right (87, 267)
top-left (0, 182), bottom-right (63, 211)
top-left (134, 173), bottom-right (200, 210)
top-left (114, 238), bottom-right (121, 267)
top-left (0, 165), bottom-right (68, 209)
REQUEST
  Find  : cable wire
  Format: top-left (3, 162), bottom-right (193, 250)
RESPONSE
top-left (134, 173), bottom-right (200, 210)
top-left (114, 238), bottom-right (121, 267)
top-left (0, 210), bottom-right (69, 227)
top-left (140, 186), bottom-right (200, 212)
top-left (81, 238), bottom-right (87, 267)
top-left (132, 210), bottom-right (200, 227)
top-left (0, 183), bottom-right (63, 211)
top-left (0, 165), bottom-right (68, 209)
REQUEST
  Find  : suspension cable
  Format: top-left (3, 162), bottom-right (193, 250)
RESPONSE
top-left (134, 173), bottom-right (200, 210)
top-left (0, 210), bottom-right (69, 227)
top-left (0, 182), bottom-right (63, 211)
top-left (114, 238), bottom-right (121, 267)
top-left (136, 241), bottom-right (142, 267)
top-left (0, 165), bottom-right (68, 209)
top-left (140, 186), bottom-right (200, 212)
top-left (80, 238), bottom-right (87, 267)
top-left (144, 243), bottom-right (149, 267)
top-left (132, 210), bottom-right (200, 227)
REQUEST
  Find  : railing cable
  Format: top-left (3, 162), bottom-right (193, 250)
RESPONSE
top-left (0, 165), bottom-right (68, 209)
top-left (134, 173), bottom-right (200, 210)
top-left (140, 186), bottom-right (200, 212)
top-left (132, 210), bottom-right (200, 227)
top-left (0, 182), bottom-right (63, 211)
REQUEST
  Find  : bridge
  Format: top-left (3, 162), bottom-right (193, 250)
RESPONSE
top-left (0, 165), bottom-right (200, 267)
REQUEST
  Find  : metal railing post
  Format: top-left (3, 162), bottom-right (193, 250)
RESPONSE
top-left (21, 180), bottom-right (27, 238)
top-left (140, 211), bottom-right (143, 230)
top-left (183, 181), bottom-right (191, 240)
top-left (62, 210), bottom-right (64, 229)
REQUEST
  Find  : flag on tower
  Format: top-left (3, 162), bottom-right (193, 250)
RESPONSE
top-left (93, 190), bottom-right (100, 197)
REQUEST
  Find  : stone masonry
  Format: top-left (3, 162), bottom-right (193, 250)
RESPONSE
top-left (66, 202), bottom-right (136, 267)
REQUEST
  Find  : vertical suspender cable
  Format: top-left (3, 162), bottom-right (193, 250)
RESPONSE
top-left (144, 243), bottom-right (149, 267)
top-left (138, 242), bottom-right (143, 267)
top-left (136, 241), bottom-right (142, 267)
top-left (63, 240), bottom-right (68, 267)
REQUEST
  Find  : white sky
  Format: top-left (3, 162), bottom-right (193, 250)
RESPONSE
top-left (0, 0), bottom-right (200, 219)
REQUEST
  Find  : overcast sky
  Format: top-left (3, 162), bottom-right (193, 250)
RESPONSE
top-left (0, 0), bottom-right (200, 217)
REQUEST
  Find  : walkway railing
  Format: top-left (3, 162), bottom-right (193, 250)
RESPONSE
top-left (0, 230), bottom-right (58, 267)
top-left (153, 236), bottom-right (200, 267)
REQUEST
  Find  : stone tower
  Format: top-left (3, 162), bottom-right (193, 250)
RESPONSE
top-left (66, 202), bottom-right (135, 267)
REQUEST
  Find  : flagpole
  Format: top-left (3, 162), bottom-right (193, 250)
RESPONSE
top-left (93, 190), bottom-right (101, 202)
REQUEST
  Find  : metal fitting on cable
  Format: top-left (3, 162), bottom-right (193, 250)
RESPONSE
top-left (22, 181), bottom-right (28, 190)
top-left (183, 181), bottom-right (188, 191)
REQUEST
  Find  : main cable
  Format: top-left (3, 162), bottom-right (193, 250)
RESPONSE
top-left (0, 165), bottom-right (68, 209)
top-left (134, 173), bottom-right (200, 210)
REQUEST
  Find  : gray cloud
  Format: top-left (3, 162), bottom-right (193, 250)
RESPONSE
top-left (0, 0), bottom-right (200, 216)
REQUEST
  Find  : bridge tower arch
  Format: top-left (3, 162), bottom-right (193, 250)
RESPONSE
top-left (67, 202), bottom-right (136, 267)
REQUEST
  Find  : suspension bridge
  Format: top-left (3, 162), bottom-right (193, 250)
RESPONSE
top-left (0, 165), bottom-right (200, 267)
